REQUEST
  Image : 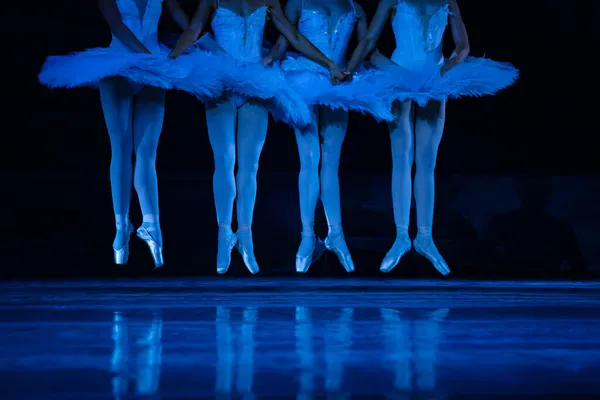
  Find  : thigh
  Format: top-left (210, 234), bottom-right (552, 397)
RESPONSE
top-left (414, 100), bottom-right (446, 153)
top-left (99, 77), bottom-right (135, 138)
top-left (205, 98), bottom-right (238, 156)
top-left (388, 99), bottom-right (415, 154)
top-left (319, 107), bottom-right (348, 155)
top-left (236, 100), bottom-right (269, 160)
top-left (294, 106), bottom-right (320, 158)
top-left (133, 86), bottom-right (166, 150)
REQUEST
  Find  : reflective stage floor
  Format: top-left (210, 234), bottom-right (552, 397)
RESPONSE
top-left (1, 279), bottom-right (600, 398)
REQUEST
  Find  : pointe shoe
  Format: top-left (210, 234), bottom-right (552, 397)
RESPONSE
top-left (235, 232), bottom-right (259, 275)
top-left (113, 221), bottom-right (134, 265)
top-left (324, 233), bottom-right (355, 273)
top-left (136, 226), bottom-right (164, 269)
top-left (216, 229), bottom-right (237, 275)
top-left (413, 235), bottom-right (450, 276)
top-left (295, 233), bottom-right (325, 273)
top-left (379, 236), bottom-right (412, 273)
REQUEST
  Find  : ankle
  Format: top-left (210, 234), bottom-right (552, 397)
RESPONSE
top-left (115, 213), bottom-right (130, 231)
top-left (327, 225), bottom-right (343, 238)
top-left (142, 214), bottom-right (160, 228)
top-left (417, 227), bottom-right (432, 239)
top-left (395, 225), bottom-right (409, 239)
top-left (218, 223), bottom-right (233, 233)
top-left (301, 223), bottom-right (315, 238)
top-left (237, 224), bottom-right (252, 237)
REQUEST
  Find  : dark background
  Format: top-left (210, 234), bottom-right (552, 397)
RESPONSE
top-left (2, 1), bottom-right (594, 278)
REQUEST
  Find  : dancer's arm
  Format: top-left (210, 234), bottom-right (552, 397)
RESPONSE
top-left (267, 0), bottom-right (347, 83)
top-left (98, 0), bottom-right (152, 53)
top-left (440, 0), bottom-right (470, 75)
top-left (169, 0), bottom-right (215, 58)
top-left (165, 0), bottom-right (190, 31)
top-left (262, 0), bottom-right (301, 65)
top-left (346, 0), bottom-right (395, 74)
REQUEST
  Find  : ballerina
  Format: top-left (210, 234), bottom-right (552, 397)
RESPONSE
top-left (344, 0), bottom-right (518, 275)
top-left (38, 0), bottom-right (226, 268)
top-left (264, 0), bottom-right (395, 273)
top-left (168, 0), bottom-right (347, 275)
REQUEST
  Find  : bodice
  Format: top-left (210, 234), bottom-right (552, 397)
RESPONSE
top-left (297, 3), bottom-right (356, 68)
top-left (391, 0), bottom-right (449, 71)
top-left (211, 4), bottom-right (268, 63)
top-left (110, 0), bottom-right (163, 53)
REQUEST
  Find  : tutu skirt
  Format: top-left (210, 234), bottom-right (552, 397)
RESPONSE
top-left (281, 54), bottom-right (395, 123)
top-left (188, 35), bottom-right (312, 126)
top-left (38, 44), bottom-right (226, 102)
top-left (377, 56), bottom-right (519, 107)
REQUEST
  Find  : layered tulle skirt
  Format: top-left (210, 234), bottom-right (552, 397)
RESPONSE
top-left (280, 54), bottom-right (395, 123)
top-left (38, 44), bottom-right (226, 101)
top-left (375, 55), bottom-right (519, 107)
top-left (38, 35), bottom-right (312, 126)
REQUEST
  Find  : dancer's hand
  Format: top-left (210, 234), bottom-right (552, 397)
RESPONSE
top-left (329, 65), bottom-right (350, 84)
top-left (261, 55), bottom-right (274, 67)
top-left (440, 62), bottom-right (454, 76)
top-left (168, 29), bottom-right (198, 59)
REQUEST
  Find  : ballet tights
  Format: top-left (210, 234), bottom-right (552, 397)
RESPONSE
top-left (99, 77), bottom-right (165, 249)
top-left (388, 99), bottom-right (445, 244)
top-left (205, 98), bottom-right (269, 253)
top-left (295, 106), bottom-right (348, 258)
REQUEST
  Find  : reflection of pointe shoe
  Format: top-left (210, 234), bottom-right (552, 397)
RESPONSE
top-left (216, 229), bottom-right (237, 275)
top-left (324, 233), bottom-right (355, 273)
top-left (136, 226), bottom-right (164, 269)
top-left (414, 234), bottom-right (450, 276)
top-left (235, 232), bottom-right (259, 275)
top-left (295, 233), bottom-right (325, 273)
top-left (380, 236), bottom-right (411, 273)
top-left (113, 221), bottom-right (134, 265)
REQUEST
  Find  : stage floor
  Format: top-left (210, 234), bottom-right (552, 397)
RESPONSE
top-left (1, 279), bottom-right (599, 398)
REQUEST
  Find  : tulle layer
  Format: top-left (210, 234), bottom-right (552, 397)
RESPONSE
top-left (186, 35), bottom-right (312, 126)
top-left (380, 56), bottom-right (519, 107)
top-left (38, 46), bottom-right (226, 102)
top-left (281, 56), bottom-right (395, 122)
top-left (38, 37), bottom-right (312, 126)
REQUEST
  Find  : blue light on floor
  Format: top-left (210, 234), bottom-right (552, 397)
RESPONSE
top-left (1, 279), bottom-right (599, 398)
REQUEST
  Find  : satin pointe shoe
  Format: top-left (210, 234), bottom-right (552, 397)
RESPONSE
top-left (296, 233), bottom-right (326, 273)
top-left (113, 221), bottom-right (134, 265)
top-left (413, 233), bottom-right (450, 276)
top-left (379, 235), bottom-right (412, 273)
top-left (324, 233), bottom-right (355, 273)
top-left (216, 229), bottom-right (237, 274)
top-left (235, 231), bottom-right (259, 275)
top-left (136, 226), bottom-right (164, 269)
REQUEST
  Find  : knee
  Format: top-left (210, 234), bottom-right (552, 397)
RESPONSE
top-left (239, 157), bottom-right (260, 177)
top-left (391, 145), bottom-right (414, 168)
top-left (299, 147), bottom-right (320, 172)
top-left (135, 141), bottom-right (158, 162)
top-left (213, 147), bottom-right (236, 172)
top-left (415, 147), bottom-right (437, 174)
top-left (110, 135), bottom-right (133, 157)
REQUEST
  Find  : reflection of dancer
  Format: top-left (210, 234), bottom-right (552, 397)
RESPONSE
top-left (295, 306), bottom-right (315, 399)
top-left (345, 0), bottom-right (518, 275)
top-left (170, 0), bottom-right (346, 275)
top-left (266, 0), bottom-right (390, 274)
top-left (324, 308), bottom-right (353, 394)
top-left (215, 306), bottom-right (258, 396)
top-left (380, 308), bottom-right (448, 392)
top-left (38, 0), bottom-right (224, 268)
top-left (111, 311), bottom-right (163, 399)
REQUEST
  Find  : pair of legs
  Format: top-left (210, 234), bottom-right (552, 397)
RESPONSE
top-left (205, 98), bottom-right (269, 274)
top-left (381, 99), bottom-right (450, 275)
top-left (99, 77), bottom-right (165, 267)
top-left (294, 106), bottom-right (354, 273)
